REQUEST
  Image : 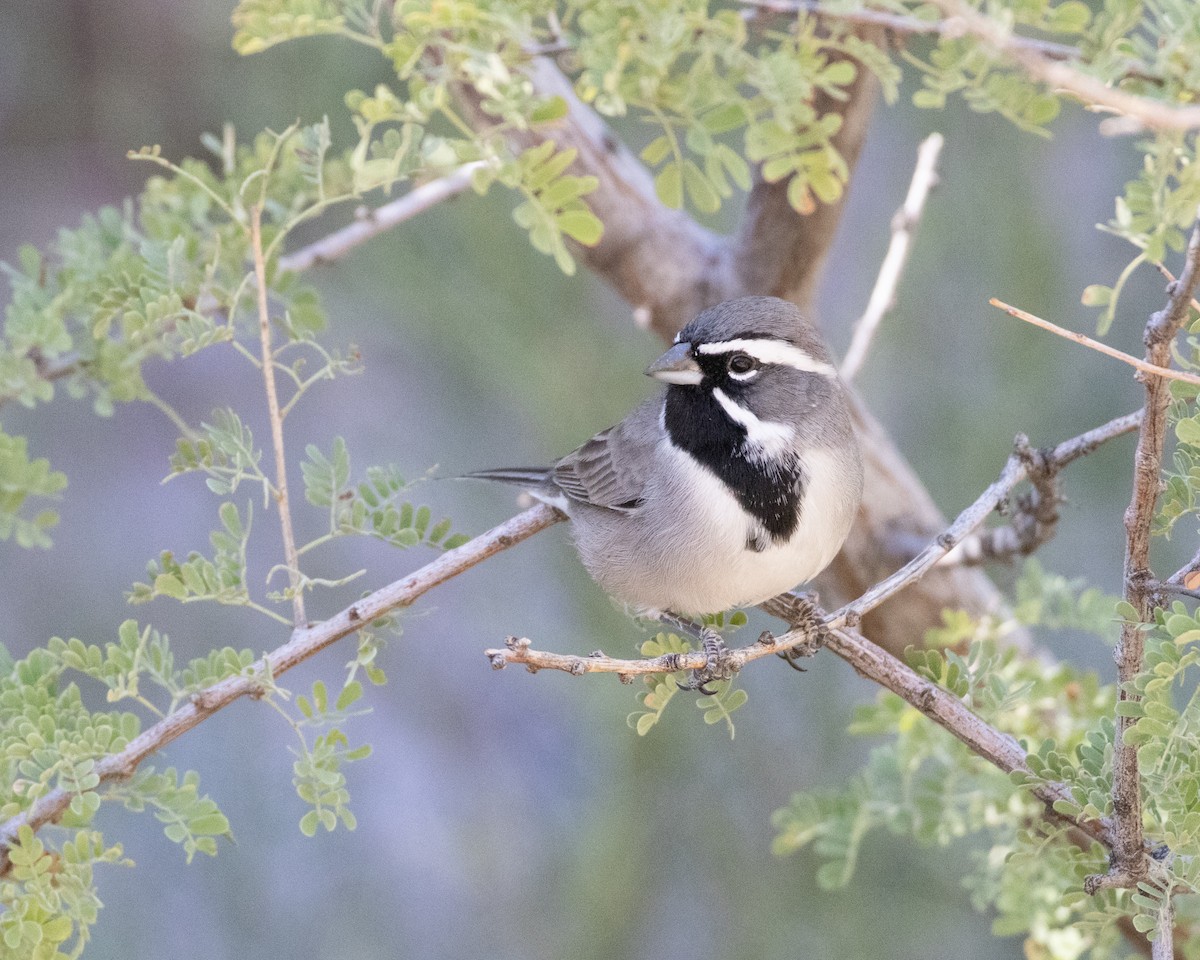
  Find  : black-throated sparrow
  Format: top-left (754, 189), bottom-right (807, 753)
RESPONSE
top-left (470, 296), bottom-right (863, 678)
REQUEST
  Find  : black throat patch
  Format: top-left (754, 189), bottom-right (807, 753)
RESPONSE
top-left (663, 387), bottom-right (805, 544)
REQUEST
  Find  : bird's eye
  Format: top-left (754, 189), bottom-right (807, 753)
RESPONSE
top-left (727, 353), bottom-right (757, 375)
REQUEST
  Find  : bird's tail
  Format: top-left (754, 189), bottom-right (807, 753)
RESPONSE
top-left (460, 467), bottom-right (553, 487)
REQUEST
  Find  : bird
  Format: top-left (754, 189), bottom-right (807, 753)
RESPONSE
top-left (467, 296), bottom-right (863, 685)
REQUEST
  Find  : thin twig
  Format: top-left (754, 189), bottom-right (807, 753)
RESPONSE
top-left (1154, 263), bottom-right (1200, 316)
top-left (250, 206), bottom-right (306, 630)
top-left (842, 132), bottom-right (945, 382)
top-left (1097, 212), bottom-right (1200, 893)
top-left (0, 503), bottom-right (565, 876)
top-left (924, 0), bottom-right (1200, 135)
top-left (888, 412), bottom-right (1142, 568)
top-left (992, 298), bottom-right (1200, 387)
top-left (277, 162), bottom-right (486, 273)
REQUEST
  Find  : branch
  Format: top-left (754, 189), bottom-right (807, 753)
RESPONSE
top-left (277, 163), bottom-right (486, 274)
top-left (250, 205), bottom-right (305, 629)
top-left (903, 412), bottom-right (1142, 569)
top-left (1098, 212), bottom-right (1200, 891)
top-left (841, 132), bottom-right (945, 382)
top-left (454, 57), bottom-right (728, 341)
top-left (993, 298), bottom-right (1200, 388)
top-left (487, 411), bottom-right (1141, 849)
top-left (0, 503), bottom-right (566, 876)
top-left (924, 0), bottom-right (1200, 135)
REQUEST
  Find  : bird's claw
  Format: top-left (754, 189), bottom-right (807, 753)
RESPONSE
top-left (773, 594), bottom-right (829, 672)
top-left (675, 629), bottom-right (737, 695)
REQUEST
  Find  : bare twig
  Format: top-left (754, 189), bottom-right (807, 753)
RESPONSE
top-left (277, 163), bottom-right (486, 274)
top-left (250, 206), bottom-right (306, 629)
top-left (924, 0), bottom-right (1200, 135)
top-left (993, 299), bottom-right (1200, 387)
top-left (0, 503), bottom-right (565, 876)
top-left (1098, 213), bottom-right (1200, 893)
top-left (841, 132), bottom-right (945, 382)
top-left (890, 412), bottom-right (1142, 568)
top-left (1154, 263), bottom-right (1200, 316)
top-left (1167, 544), bottom-right (1200, 591)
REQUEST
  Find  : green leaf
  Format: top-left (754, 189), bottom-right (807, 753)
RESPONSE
top-left (557, 210), bottom-right (604, 246)
top-left (529, 95), bottom-right (568, 123)
top-left (336, 680), bottom-right (363, 711)
top-left (700, 102), bottom-right (747, 135)
top-left (655, 163), bottom-right (683, 209)
top-left (820, 60), bottom-right (857, 87)
top-left (682, 160), bottom-right (720, 213)
top-left (641, 135), bottom-right (672, 166)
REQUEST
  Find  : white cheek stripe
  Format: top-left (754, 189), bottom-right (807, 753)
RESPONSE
top-left (697, 338), bottom-right (836, 377)
top-left (711, 387), bottom-right (795, 459)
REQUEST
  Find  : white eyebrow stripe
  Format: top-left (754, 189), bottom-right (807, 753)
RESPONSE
top-left (711, 387), bottom-right (795, 460)
top-left (697, 338), bottom-right (836, 377)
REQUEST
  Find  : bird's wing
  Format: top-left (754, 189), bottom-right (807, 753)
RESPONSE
top-left (552, 398), bottom-right (661, 511)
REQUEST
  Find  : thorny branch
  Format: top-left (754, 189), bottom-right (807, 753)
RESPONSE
top-left (1095, 213), bottom-right (1200, 893)
top-left (0, 503), bottom-right (565, 876)
top-left (841, 131), bottom-right (945, 382)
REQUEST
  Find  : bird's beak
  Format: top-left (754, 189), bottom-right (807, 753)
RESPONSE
top-left (646, 342), bottom-right (703, 386)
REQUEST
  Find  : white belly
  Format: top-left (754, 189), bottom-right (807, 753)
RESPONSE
top-left (577, 444), bottom-right (858, 616)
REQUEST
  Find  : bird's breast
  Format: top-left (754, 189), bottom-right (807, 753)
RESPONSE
top-left (573, 441), bottom-right (856, 616)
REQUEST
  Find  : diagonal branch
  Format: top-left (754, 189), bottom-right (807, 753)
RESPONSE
top-left (0, 502), bottom-right (565, 876)
top-left (453, 57), bottom-right (730, 341)
top-left (993, 298), bottom-right (1200, 388)
top-left (842, 131), bottom-right (945, 382)
top-left (740, 0), bottom-right (1079, 61)
top-left (924, 0), bottom-right (1200, 135)
top-left (277, 162), bottom-right (486, 274)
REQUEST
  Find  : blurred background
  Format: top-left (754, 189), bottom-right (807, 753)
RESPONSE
top-left (1, 3), bottom-right (1188, 958)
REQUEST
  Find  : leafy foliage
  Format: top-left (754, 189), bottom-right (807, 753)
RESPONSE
top-left (300, 438), bottom-right (470, 553)
top-left (3, 0), bottom-right (1200, 956)
top-left (627, 626), bottom-right (749, 738)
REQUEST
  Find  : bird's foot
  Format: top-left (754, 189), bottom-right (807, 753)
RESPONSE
top-left (675, 628), bottom-right (738, 695)
top-left (765, 592), bottom-right (829, 672)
